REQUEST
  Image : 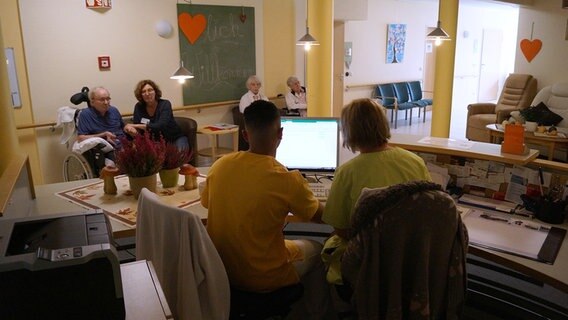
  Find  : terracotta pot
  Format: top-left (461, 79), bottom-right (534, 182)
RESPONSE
top-left (128, 174), bottom-right (157, 199)
top-left (159, 168), bottom-right (180, 188)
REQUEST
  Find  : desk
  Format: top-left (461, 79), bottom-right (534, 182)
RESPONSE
top-left (29, 143), bottom-right (568, 295)
top-left (460, 205), bottom-right (568, 294)
top-left (486, 124), bottom-right (568, 161)
top-left (121, 260), bottom-right (172, 319)
top-left (197, 126), bottom-right (239, 160)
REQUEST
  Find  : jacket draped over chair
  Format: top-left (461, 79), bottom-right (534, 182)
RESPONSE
top-left (342, 181), bottom-right (468, 319)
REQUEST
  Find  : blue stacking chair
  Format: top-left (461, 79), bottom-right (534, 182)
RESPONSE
top-left (406, 81), bottom-right (433, 123)
top-left (393, 82), bottom-right (419, 126)
top-left (376, 83), bottom-right (415, 129)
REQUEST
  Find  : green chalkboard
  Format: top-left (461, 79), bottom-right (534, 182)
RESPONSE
top-left (176, 4), bottom-right (256, 105)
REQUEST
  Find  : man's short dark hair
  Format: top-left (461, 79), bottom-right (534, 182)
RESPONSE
top-left (243, 100), bottom-right (280, 132)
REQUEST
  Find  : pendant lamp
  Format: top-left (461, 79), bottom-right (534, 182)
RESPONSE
top-left (426, 2), bottom-right (450, 46)
top-left (296, 1), bottom-right (319, 51)
top-left (170, 58), bottom-right (194, 83)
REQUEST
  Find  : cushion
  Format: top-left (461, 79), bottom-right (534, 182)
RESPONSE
top-left (520, 102), bottom-right (563, 126)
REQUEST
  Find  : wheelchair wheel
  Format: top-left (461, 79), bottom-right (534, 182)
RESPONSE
top-left (63, 152), bottom-right (94, 181)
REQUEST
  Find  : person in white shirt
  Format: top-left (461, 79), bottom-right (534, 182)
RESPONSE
top-left (239, 75), bottom-right (269, 113)
top-left (285, 76), bottom-right (307, 117)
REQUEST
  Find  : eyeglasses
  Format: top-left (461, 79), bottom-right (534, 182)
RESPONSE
top-left (96, 97), bottom-right (111, 102)
top-left (141, 88), bottom-right (155, 95)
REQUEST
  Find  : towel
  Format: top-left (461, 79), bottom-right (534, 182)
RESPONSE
top-left (72, 137), bottom-right (114, 154)
top-left (55, 106), bottom-right (78, 144)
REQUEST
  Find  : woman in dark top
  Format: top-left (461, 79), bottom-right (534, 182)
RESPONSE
top-left (129, 79), bottom-right (189, 150)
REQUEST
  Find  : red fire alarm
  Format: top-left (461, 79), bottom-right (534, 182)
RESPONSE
top-left (98, 56), bottom-right (111, 69)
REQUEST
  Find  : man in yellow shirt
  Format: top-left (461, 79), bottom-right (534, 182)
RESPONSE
top-left (201, 100), bottom-right (329, 318)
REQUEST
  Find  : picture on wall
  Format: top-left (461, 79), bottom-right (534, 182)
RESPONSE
top-left (386, 24), bottom-right (406, 64)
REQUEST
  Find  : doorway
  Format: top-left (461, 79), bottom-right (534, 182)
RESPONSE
top-left (477, 29), bottom-right (503, 102)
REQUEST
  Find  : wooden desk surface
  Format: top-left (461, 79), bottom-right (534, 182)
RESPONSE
top-left (389, 134), bottom-right (539, 166)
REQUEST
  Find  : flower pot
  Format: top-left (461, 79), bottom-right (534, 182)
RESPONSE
top-left (524, 121), bottom-right (537, 132)
top-left (159, 168), bottom-right (180, 188)
top-left (128, 174), bottom-right (157, 199)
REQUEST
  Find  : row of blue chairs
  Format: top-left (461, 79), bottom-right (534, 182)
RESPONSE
top-left (374, 81), bottom-right (433, 129)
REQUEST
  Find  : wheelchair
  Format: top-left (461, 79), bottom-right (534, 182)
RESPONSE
top-left (61, 87), bottom-right (111, 181)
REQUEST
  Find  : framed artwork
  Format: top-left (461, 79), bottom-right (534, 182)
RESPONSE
top-left (386, 24), bottom-right (406, 64)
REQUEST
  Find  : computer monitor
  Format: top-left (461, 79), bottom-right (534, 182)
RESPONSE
top-left (276, 117), bottom-right (340, 173)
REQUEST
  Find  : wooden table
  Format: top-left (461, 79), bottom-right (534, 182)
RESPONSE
top-left (197, 126), bottom-right (239, 160)
top-left (486, 124), bottom-right (568, 161)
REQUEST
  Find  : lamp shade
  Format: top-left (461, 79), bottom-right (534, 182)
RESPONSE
top-left (426, 21), bottom-right (450, 43)
top-left (170, 60), bottom-right (194, 81)
top-left (297, 28), bottom-right (319, 45)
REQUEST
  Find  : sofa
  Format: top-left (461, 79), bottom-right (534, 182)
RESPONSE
top-left (523, 82), bottom-right (568, 161)
top-left (530, 82), bottom-right (568, 132)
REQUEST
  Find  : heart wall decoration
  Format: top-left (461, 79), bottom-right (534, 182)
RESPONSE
top-left (178, 12), bottom-right (206, 45)
top-left (520, 39), bottom-right (542, 63)
top-left (520, 22), bottom-right (542, 63)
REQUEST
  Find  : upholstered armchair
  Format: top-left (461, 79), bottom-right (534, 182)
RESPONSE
top-left (466, 74), bottom-right (537, 142)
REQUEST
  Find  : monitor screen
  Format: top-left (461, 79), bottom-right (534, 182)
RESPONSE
top-left (276, 117), bottom-right (340, 172)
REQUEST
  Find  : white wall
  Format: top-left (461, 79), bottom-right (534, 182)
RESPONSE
top-left (514, 0), bottom-right (568, 89)
top-left (342, 0), bottom-right (437, 104)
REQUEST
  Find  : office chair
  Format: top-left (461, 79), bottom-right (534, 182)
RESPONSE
top-left (341, 181), bottom-right (468, 319)
top-left (232, 106), bottom-right (249, 151)
top-left (173, 116), bottom-right (198, 166)
top-left (230, 283), bottom-right (304, 320)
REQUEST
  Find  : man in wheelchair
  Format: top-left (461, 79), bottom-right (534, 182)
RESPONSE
top-left (63, 86), bottom-right (136, 180)
top-left (77, 86), bottom-right (136, 153)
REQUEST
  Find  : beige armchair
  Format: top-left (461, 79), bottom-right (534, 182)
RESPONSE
top-left (466, 74), bottom-right (537, 142)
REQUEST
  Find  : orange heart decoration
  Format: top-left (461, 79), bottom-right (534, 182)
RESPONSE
top-left (520, 39), bottom-right (542, 63)
top-left (178, 13), bottom-right (206, 45)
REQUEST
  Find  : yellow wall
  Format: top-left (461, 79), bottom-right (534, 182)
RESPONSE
top-left (307, 0), bottom-right (333, 117)
top-left (0, 0), bottom-right (42, 183)
top-left (431, 0), bottom-right (458, 138)
top-left (0, 19), bottom-right (21, 174)
top-left (263, 0), bottom-right (295, 96)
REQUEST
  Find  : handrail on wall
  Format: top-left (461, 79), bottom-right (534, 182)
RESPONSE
top-left (15, 96), bottom-right (285, 131)
top-left (345, 83), bottom-right (377, 91)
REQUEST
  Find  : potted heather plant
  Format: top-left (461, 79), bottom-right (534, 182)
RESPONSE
top-left (159, 143), bottom-right (192, 188)
top-left (115, 131), bottom-right (166, 198)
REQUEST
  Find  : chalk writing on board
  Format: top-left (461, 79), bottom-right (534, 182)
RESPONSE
top-left (177, 4), bottom-right (256, 105)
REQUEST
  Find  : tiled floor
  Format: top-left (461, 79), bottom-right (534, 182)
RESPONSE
top-left (389, 108), bottom-right (432, 137)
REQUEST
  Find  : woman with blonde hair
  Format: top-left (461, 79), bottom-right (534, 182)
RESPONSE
top-left (321, 98), bottom-right (432, 310)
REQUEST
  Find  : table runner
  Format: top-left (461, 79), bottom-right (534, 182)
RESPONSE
top-left (56, 174), bottom-right (204, 228)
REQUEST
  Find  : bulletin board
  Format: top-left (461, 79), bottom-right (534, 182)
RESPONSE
top-left (176, 4), bottom-right (256, 105)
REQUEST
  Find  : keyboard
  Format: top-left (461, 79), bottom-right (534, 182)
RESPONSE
top-left (308, 183), bottom-right (331, 200)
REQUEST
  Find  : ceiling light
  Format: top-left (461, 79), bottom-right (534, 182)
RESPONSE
top-left (170, 60), bottom-right (194, 84)
top-left (296, 2), bottom-right (319, 51)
